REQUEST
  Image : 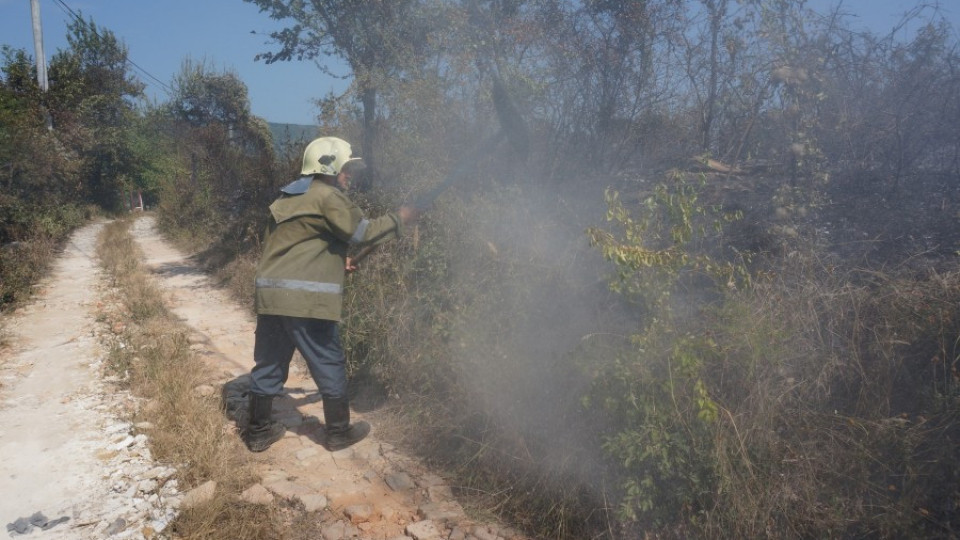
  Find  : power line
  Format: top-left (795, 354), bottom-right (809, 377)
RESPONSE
top-left (51, 0), bottom-right (173, 94)
top-left (49, 0), bottom-right (175, 96)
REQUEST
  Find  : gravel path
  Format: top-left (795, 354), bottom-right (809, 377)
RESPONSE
top-left (0, 222), bottom-right (176, 539)
top-left (0, 216), bottom-right (525, 540)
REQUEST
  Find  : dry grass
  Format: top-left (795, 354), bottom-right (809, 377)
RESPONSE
top-left (0, 235), bottom-right (59, 313)
top-left (0, 202), bottom-right (92, 315)
top-left (96, 217), bottom-right (285, 539)
top-left (696, 254), bottom-right (960, 538)
top-left (220, 252), bottom-right (260, 308)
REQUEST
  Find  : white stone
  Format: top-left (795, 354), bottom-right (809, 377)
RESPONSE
top-left (406, 520), bottom-right (444, 540)
top-left (418, 501), bottom-right (464, 523)
top-left (181, 480), bottom-right (217, 509)
top-left (344, 503), bottom-right (376, 523)
top-left (321, 520), bottom-right (345, 540)
top-left (138, 479), bottom-right (158, 494)
top-left (241, 484), bottom-right (274, 505)
top-left (112, 435), bottom-right (136, 450)
top-left (299, 493), bottom-right (327, 512)
top-left (264, 479), bottom-right (314, 501)
top-left (106, 422), bottom-right (132, 434)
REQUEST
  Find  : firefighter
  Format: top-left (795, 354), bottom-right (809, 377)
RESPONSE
top-left (242, 136), bottom-right (418, 452)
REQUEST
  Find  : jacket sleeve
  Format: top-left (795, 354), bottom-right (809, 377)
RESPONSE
top-left (321, 189), bottom-right (401, 247)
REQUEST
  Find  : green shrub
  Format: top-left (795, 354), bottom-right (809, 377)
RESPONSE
top-left (583, 171), bottom-right (960, 537)
top-left (582, 172), bottom-right (744, 529)
top-left (0, 197), bottom-right (91, 311)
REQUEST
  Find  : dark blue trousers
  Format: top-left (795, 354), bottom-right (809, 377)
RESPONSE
top-left (250, 314), bottom-right (347, 399)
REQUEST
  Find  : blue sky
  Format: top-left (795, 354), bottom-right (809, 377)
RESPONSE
top-left (0, 0), bottom-right (956, 125)
top-left (0, 0), bottom-right (350, 125)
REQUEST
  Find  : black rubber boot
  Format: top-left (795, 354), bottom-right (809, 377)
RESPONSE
top-left (242, 393), bottom-right (285, 452)
top-left (323, 396), bottom-right (370, 451)
top-left (221, 375), bottom-right (251, 424)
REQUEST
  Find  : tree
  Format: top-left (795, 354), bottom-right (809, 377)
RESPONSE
top-left (244, 0), bottom-right (431, 190)
top-left (678, 0), bottom-right (732, 154)
top-left (0, 47), bottom-right (51, 200)
top-left (156, 60), bottom-right (275, 236)
top-left (169, 58), bottom-right (252, 128)
top-left (46, 16), bottom-right (144, 210)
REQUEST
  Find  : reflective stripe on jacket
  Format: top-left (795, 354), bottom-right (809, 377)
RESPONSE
top-left (254, 177), bottom-right (401, 321)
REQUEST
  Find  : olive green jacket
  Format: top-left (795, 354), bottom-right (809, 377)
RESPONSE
top-left (254, 178), bottom-right (401, 321)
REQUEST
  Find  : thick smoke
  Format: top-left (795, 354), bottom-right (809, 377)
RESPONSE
top-left (440, 174), bottom-right (629, 499)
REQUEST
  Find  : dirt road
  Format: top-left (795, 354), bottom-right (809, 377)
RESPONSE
top-left (0, 217), bottom-right (520, 540)
top-left (0, 222), bottom-right (175, 538)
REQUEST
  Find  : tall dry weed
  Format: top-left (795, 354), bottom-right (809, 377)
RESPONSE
top-left (700, 254), bottom-right (960, 538)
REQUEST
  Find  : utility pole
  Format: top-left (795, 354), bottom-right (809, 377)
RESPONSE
top-left (30, 0), bottom-right (49, 92)
top-left (30, 0), bottom-right (52, 130)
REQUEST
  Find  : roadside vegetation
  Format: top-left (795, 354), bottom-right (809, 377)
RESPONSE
top-left (96, 218), bottom-right (283, 539)
top-left (4, 0), bottom-right (960, 537)
top-left (0, 16), bottom-right (148, 312)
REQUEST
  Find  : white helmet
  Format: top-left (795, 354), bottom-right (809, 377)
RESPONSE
top-left (300, 137), bottom-right (361, 176)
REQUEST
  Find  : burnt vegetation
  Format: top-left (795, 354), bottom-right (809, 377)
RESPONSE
top-left (3, 1), bottom-right (960, 538)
